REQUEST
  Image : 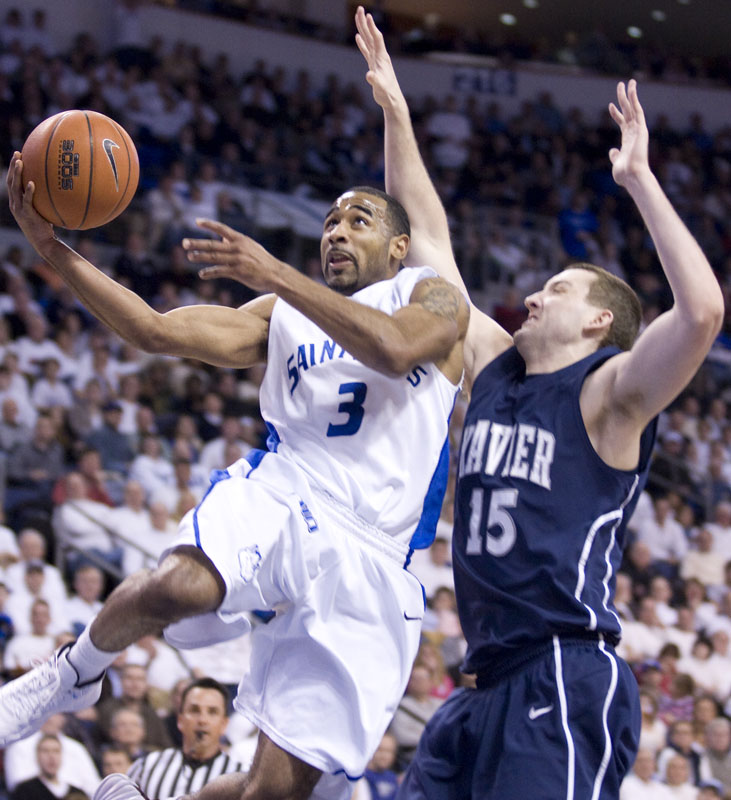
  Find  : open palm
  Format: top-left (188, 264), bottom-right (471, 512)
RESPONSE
top-left (608, 80), bottom-right (650, 187)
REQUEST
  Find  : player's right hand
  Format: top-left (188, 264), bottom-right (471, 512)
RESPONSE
top-left (6, 152), bottom-right (55, 246)
top-left (355, 6), bottom-right (402, 111)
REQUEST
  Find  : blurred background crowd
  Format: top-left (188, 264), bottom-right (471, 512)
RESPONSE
top-left (0, 1), bottom-right (729, 798)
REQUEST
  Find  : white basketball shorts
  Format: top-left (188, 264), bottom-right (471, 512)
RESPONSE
top-left (160, 452), bottom-right (425, 796)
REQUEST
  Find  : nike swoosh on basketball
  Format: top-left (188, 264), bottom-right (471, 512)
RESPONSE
top-left (528, 704), bottom-right (554, 720)
top-left (102, 138), bottom-right (120, 191)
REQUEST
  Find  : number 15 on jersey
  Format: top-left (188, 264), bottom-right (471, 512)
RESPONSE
top-left (466, 487), bottom-right (518, 557)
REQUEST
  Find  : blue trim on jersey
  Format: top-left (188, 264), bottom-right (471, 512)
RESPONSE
top-left (265, 421), bottom-right (281, 452)
top-left (245, 448), bottom-right (267, 472)
top-left (408, 395), bottom-right (458, 550)
top-left (332, 768), bottom-right (364, 781)
top-left (192, 467), bottom-right (232, 549)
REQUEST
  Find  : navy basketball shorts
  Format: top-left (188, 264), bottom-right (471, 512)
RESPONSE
top-left (398, 636), bottom-right (640, 800)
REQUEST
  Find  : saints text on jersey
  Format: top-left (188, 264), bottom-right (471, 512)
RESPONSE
top-left (286, 336), bottom-right (430, 396)
top-left (459, 420), bottom-right (555, 489)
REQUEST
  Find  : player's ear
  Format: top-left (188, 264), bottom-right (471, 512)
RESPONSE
top-left (389, 233), bottom-right (409, 261)
top-left (587, 307), bottom-right (613, 336)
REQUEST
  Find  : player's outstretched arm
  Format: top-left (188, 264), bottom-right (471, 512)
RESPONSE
top-left (185, 219), bottom-right (468, 380)
top-left (355, 7), bottom-right (456, 287)
top-left (6, 153), bottom-right (271, 368)
top-left (595, 81), bottom-right (723, 425)
top-left (355, 6), bottom-right (511, 385)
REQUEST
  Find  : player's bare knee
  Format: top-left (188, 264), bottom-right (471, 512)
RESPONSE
top-left (144, 547), bottom-right (225, 620)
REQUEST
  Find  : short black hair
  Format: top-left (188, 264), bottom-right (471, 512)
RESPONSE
top-left (180, 677), bottom-right (229, 714)
top-left (347, 185), bottom-right (410, 239)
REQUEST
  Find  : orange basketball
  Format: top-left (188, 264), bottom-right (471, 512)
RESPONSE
top-left (21, 110), bottom-right (139, 230)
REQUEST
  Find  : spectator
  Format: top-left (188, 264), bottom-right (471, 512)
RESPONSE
top-left (4, 528), bottom-right (67, 606)
top-left (5, 560), bottom-right (69, 637)
top-left (116, 373), bottom-right (143, 437)
top-left (0, 580), bottom-right (14, 654)
top-left (198, 416), bottom-right (248, 475)
top-left (52, 448), bottom-right (114, 507)
top-left (95, 663), bottom-right (172, 751)
top-left (123, 633), bottom-right (190, 700)
top-left (100, 745), bottom-right (133, 778)
top-left (697, 780), bottom-right (724, 800)
top-left (426, 94), bottom-right (472, 170)
top-left (657, 672), bottom-right (696, 726)
top-left (85, 401), bottom-right (135, 480)
top-left (30, 357), bottom-right (73, 413)
top-left (67, 378), bottom-right (105, 442)
top-left (681, 528), bottom-right (726, 588)
top-left (128, 435), bottom-right (174, 501)
top-left (12, 312), bottom-right (64, 380)
top-left (0, 516), bottom-right (20, 570)
top-left (65, 564), bottom-right (105, 637)
top-left (354, 731), bottom-right (400, 800)
top-left (704, 717), bottom-right (731, 796)
top-left (618, 596), bottom-right (667, 663)
top-left (3, 714), bottom-right (100, 797)
top-left (620, 747), bottom-right (673, 799)
top-left (658, 718), bottom-right (712, 786)
top-left (5, 412), bottom-right (65, 531)
top-left (52, 472), bottom-right (122, 575)
top-left (106, 707), bottom-right (148, 763)
top-left (665, 606), bottom-right (698, 659)
top-left (0, 395), bottom-right (33, 458)
top-left (390, 663), bottom-right (443, 769)
top-left (705, 502), bottom-right (731, 561)
top-left (691, 695), bottom-right (721, 749)
top-left (10, 733), bottom-right (88, 800)
top-left (647, 433), bottom-right (697, 501)
top-left (661, 752), bottom-right (701, 799)
top-left (407, 536), bottom-right (454, 599)
top-left (107, 479), bottom-right (154, 576)
top-left (127, 677), bottom-right (246, 798)
top-left (149, 449), bottom-right (207, 521)
top-left (650, 574), bottom-right (678, 626)
top-left (639, 689), bottom-right (669, 758)
top-left (634, 494), bottom-right (689, 577)
top-left (3, 597), bottom-right (56, 676)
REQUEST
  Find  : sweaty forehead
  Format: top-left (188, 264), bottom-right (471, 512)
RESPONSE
top-left (329, 191), bottom-right (387, 220)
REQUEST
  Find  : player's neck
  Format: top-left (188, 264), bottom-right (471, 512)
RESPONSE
top-left (519, 340), bottom-right (597, 375)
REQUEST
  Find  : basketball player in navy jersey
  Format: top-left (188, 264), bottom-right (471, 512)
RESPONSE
top-left (2, 148), bottom-right (469, 798)
top-left (356, 7), bottom-right (724, 799)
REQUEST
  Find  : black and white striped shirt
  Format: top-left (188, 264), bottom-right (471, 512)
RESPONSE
top-left (128, 747), bottom-right (245, 798)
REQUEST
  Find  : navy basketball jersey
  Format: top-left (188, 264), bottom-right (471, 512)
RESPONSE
top-left (453, 346), bottom-right (657, 675)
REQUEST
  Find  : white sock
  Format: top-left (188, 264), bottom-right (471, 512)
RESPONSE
top-left (65, 626), bottom-right (122, 684)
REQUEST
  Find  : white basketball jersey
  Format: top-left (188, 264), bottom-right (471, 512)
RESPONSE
top-left (259, 266), bottom-right (460, 550)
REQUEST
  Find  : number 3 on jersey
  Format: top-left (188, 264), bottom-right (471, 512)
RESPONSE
top-left (327, 381), bottom-right (367, 437)
top-left (466, 487), bottom-right (518, 556)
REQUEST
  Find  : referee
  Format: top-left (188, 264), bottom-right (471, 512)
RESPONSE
top-left (127, 677), bottom-right (245, 798)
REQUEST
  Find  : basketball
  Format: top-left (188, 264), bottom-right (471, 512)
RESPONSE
top-left (20, 110), bottom-right (139, 230)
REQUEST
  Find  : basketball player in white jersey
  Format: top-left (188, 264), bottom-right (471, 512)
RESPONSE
top-left (2, 146), bottom-right (469, 799)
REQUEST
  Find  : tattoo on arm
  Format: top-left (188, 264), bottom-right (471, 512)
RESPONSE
top-left (418, 279), bottom-right (461, 321)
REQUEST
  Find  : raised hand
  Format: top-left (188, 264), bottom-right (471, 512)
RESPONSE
top-left (6, 152), bottom-right (54, 247)
top-left (607, 79), bottom-right (651, 188)
top-left (354, 5), bottom-right (402, 111)
top-left (183, 219), bottom-right (284, 294)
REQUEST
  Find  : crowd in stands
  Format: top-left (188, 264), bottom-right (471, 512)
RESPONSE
top-left (162, 0), bottom-right (731, 88)
top-left (0, 3), bottom-right (729, 799)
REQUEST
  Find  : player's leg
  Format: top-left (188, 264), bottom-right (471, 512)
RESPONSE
top-left (397, 688), bottom-right (477, 800)
top-left (95, 733), bottom-right (321, 800)
top-left (88, 545), bottom-right (225, 650)
top-left (470, 639), bottom-right (640, 800)
top-left (0, 545), bottom-right (224, 746)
